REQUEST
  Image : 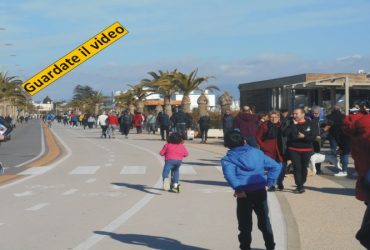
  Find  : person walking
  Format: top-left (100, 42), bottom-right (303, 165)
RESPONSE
top-left (146, 112), bottom-right (157, 134)
top-left (310, 106), bottom-right (324, 174)
top-left (119, 110), bottom-right (132, 138)
top-left (157, 111), bottom-right (170, 141)
top-left (221, 130), bottom-right (280, 250)
top-left (160, 132), bottom-right (189, 193)
top-left (233, 105), bottom-right (259, 147)
top-left (132, 112), bottom-right (144, 134)
top-left (198, 113), bottom-right (211, 143)
top-left (256, 111), bottom-right (284, 191)
top-left (97, 111), bottom-right (108, 138)
top-left (222, 109), bottom-right (234, 142)
top-left (107, 111), bottom-right (119, 138)
top-left (283, 108), bottom-right (317, 193)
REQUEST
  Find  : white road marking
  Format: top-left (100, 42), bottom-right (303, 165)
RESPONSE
top-left (180, 165), bottom-right (197, 175)
top-left (0, 223), bottom-right (4, 226)
top-left (111, 184), bottom-right (125, 190)
top-left (268, 193), bottom-right (287, 250)
top-left (85, 178), bottom-right (96, 183)
top-left (104, 163), bottom-right (112, 167)
top-left (14, 191), bottom-right (34, 197)
top-left (120, 166), bottom-right (146, 175)
top-left (108, 159), bottom-right (115, 162)
top-left (109, 155), bottom-right (115, 158)
top-left (26, 203), bottom-right (49, 211)
top-left (62, 189), bottom-right (78, 195)
top-left (69, 166), bottom-right (100, 175)
top-left (17, 166), bottom-right (53, 175)
top-left (216, 166), bottom-right (223, 174)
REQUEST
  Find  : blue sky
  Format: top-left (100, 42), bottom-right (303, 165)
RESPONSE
top-left (1, 0), bottom-right (370, 101)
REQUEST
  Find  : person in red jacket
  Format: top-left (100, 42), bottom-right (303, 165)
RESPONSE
top-left (343, 113), bottom-right (370, 248)
top-left (257, 110), bottom-right (284, 191)
top-left (132, 112), bottom-right (144, 134)
top-left (233, 105), bottom-right (259, 147)
top-left (107, 111), bottom-right (119, 138)
top-left (160, 132), bottom-right (189, 193)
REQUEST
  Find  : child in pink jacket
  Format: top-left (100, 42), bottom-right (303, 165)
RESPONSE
top-left (160, 132), bottom-right (189, 192)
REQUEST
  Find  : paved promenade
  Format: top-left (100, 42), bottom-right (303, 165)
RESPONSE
top-left (0, 121), bottom-right (366, 249)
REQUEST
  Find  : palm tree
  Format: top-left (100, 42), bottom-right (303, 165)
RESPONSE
top-left (114, 90), bottom-right (136, 114)
top-left (173, 68), bottom-right (215, 113)
top-left (70, 85), bottom-right (107, 114)
top-left (127, 83), bottom-right (152, 113)
top-left (0, 72), bottom-right (28, 117)
top-left (142, 70), bottom-right (178, 116)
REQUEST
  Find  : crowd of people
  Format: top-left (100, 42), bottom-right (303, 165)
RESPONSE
top-left (220, 103), bottom-right (370, 250)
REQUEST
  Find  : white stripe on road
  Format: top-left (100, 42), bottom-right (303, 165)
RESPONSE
top-left (108, 159), bottom-right (115, 162)
top-left (62, 189), bottom-right (78, 195)
top-left (26, 203), bottom-right (49, 211)
top-left (14, 191), bottom-right (34, 197)
top-left (69, 166), bottom-right (100, 175)
top-left (120, 166), bottom-right (146, 175)
top-left (0, 223), bottom-right (4, 226)
top-left (216, 166), bottom-right (223, 174)
top-left (180, 165), bottom-right (197, 175)
top-left (85, 178), bottom-right (96, 183)
top-left (104, 163), bottom-right (112, 167)
top-left (17, 166), bottom-right (53, 175)
top-left (268, 193), bottom-right (287, 250)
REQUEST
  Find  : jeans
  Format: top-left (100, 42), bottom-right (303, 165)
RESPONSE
top-left (277, 162), bottom-right (286, 187)
top-left (339, 154), bottom-right (349, 172)
top-left (200, 127), bottom-right (209, 142)
top-left (162, 160), bottom-right (182, 184)
top-left (100, 125), bottom-right (108, 137)
top-left (237, 189), bottom-right (275, 250)
top-left (289, 150), bottom-right (312, 188)
top-left (120, 124), bottom-right (130, 136)
top-left (330, 137), bottom-right (337, 155)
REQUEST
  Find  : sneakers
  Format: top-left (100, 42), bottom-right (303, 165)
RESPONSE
top-left (267, 186), bottom-right (276, 192)
top-left (334, 171), bottom-right (348, 177)
top-left (277, 184), bottom-right (284, 191)
top-left (295, 186), bottom-right (305, 193)
top-left (163, 178), bottom-right (171, 191)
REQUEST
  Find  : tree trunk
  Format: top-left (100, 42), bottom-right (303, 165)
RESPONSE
top-left (129, 104), bottom-right (135, 115)
top-left (181, 94), bottom-right (191, 113)
top-left (197, 92), bottom-right (209, 117)
top-left (164, 96), bottom-right (172, 117)
top-left (95, 103), bottom-right (99, 115)
top-left (136, 100), bottom-right (144, 113)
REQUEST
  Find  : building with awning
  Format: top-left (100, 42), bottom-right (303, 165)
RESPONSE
top-left (239, 73), bottom-right (370, 114)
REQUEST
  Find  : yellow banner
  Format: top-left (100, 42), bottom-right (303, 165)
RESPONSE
top-left (22, 22), bottom-right (128, 95)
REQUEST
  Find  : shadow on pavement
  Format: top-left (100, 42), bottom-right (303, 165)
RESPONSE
top-left (304, 186), bottom-right (355, 196)
top-left (111, 182), bottom-right (162, 195)
top-left (94, 231), bottom-right (211, 250)
top-left (181, 179), bottom-right (229, 187)
top-left (183, 161), bottom-right (219, 166)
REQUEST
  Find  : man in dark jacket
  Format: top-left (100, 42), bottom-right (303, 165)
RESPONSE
top-left (170, 107), bottom-right (190, 139)
top-left (233, 106), bottom-right (259, 147)
top-left (156, 111), bottom-right (170, 141)
top-left (283, 108), bottom-right (317, 193)
top-left (222, 109), bottom-right (234, 142)
top-left (198, 114), bottom-right (211, 143)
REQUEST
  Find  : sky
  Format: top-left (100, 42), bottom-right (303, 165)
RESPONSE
top-left (1, 0), bottom-right (370, 102)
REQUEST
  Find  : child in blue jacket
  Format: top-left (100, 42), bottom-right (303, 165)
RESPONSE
top-left (221, 130), bottom-right (281, 250)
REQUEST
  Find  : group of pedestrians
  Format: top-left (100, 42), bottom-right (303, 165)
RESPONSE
top-left (220, 103), bottom-right (370, 250)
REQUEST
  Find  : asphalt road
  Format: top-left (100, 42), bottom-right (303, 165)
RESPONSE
top-left (0, 119), bottom-right (42, 168)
